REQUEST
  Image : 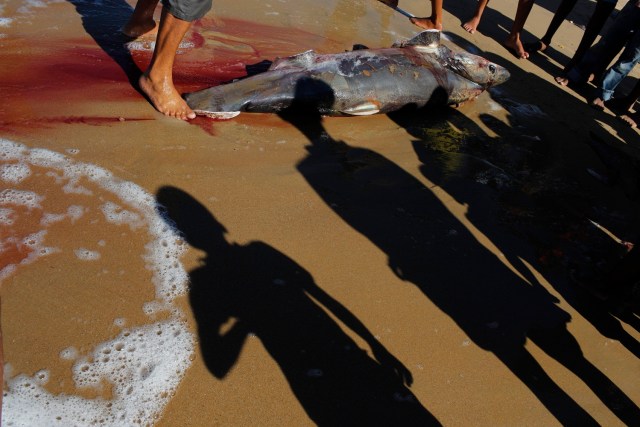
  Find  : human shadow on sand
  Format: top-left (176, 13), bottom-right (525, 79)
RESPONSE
top-left (386, 104), bottom-right (640, 423)
top-left (66, 0), bottom-right (142, 87)
top-left (277, 78), bottom-right (640, 426)
top-left (388, 99), bottom-right (640, 357)
top-left (155, 186), bottom-right (440, 426)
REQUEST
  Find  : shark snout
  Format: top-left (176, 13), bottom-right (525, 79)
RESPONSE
top-left (491, 65), bottom-right (510, 87)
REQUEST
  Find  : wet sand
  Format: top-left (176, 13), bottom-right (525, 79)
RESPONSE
top-left (1, 0), bottom-right (639, 425)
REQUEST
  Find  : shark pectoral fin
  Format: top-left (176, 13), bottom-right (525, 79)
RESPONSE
top-left (340, 102), bottom-right (381, 116)
top-left (193, 110), bottom-right (241, 120)
top-left (269, 50), bottom-right (317, 70)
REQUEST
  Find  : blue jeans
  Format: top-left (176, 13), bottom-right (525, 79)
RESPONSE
top-left (600, 27), bottom-right (640, 100)
top-left (567, 0), bottom-right (640, 85)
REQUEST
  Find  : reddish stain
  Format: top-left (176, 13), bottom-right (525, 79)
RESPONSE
top-left (0, 241), bottom-right (33, 272)
top-left (190, 116), bottom-right (219, 136)
top-left (1, 17), bottom-right (331, 135)
top-left (0, 215), bottom-right (37, 272)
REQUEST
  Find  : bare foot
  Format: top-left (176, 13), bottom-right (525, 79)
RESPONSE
top-left (410, 16), bottom-right (443, 31)
top-left (462, 17), bottom-right (480, 34)
top-left (504, 35), bottom-right (528, 59)
top-left (122, 19), bottom-right (158, 39)
top-left (139, 73), bottom-right (196, 120)
top-left (555, 75), bottom-right (569, 86)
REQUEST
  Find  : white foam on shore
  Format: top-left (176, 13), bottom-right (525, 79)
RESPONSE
top-left (16, 0), bottom-right (65, 15)
top-left (0, 138), bottom-right (194, 426)
top-left (7, 319), bottom-right (192, 427)
top-left (74, 248), bottom-right (101, 261)
top-left (125, 40), bottom-right (194, 53)
top-left (0, 163), bottom-right (31, 184)
top-left (0, 207), bottom-right (15, 225)
top-left (0, 188), bottom-right (43, 209)
top-left (100, 201), bottom-right (144, 230)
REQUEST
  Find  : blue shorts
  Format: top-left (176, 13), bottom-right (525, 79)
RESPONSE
top-left (163, 0), bottom-right (212, 21)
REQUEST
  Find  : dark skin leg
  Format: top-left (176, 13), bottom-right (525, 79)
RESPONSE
top-left (463, 0), bottom-right (489, 34)
top-left (504, 0), bottom-right (535, 59)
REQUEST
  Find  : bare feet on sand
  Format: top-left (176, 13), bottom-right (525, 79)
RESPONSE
top-left (122, 19), bottom-right (158, 39)
top-left (555, 75), bottom-right (569, 86)
top-left (410, 16), bottom-right (443, 31)
top-left (504, 34), bottom-right (528, 59)
top-left (139, 73), bottom-right (196, 120)
top-left (462, 17), bottom-right (480, 34)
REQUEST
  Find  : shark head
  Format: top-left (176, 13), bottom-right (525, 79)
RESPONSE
top-left (397, 30), bottom-right (510, 89)
top-left (446, 50), bottom-right (510, 88)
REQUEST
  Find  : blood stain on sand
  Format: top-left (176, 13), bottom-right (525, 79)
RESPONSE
top-left (1, 17), bottom-right (331, 137)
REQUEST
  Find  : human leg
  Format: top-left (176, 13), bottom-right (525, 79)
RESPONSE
top-left (123, 0), bottom-right (160, 38)
top-left (526, 0), bottom-right (577, 53)
top-left (410, 0), bottom-right (443, 31)
top-left (139, 8), bottom-right (195, 120)
top-left (462, 0), bottom-right (489, 34)
top-left (504, 0), bottom-right (535, 59)
top-left (596, 23), bottom-right (640, 104)
top-left (563, 0), bottom-right (616, 72)
top-left (558, 1), bottom-right (636, 87)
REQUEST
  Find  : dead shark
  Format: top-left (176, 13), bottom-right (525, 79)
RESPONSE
top-left (185, 31), bottom-right (509, 119)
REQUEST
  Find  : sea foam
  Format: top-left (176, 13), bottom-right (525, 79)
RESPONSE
top-left (0, 138), bottom-right (194, 426)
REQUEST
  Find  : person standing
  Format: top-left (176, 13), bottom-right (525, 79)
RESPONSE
top-left (589, 9), bottom-right (640, 111)
top-left (557, 0), bottom-right (640, 87)
top-left (525, 0), bottom-right (617, 64)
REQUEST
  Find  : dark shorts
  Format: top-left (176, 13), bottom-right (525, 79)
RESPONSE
top-left (163, 0), bottom-right (212, 22)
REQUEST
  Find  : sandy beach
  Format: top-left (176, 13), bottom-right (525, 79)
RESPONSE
top-left (1, 0), bottom-right (639, 425)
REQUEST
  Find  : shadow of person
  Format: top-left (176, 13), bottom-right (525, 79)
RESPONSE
top-left (65, 0), bottom-right (142, 87)
top-left (276, 77), bottom-right (639, 424)
top-left (383, 103), bottom-right (640, 424)
top-left (155, 186), bottom-right (440, 426)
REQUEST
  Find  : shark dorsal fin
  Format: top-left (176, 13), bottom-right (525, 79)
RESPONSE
top-left (392, 30), bottom-right (440, 48)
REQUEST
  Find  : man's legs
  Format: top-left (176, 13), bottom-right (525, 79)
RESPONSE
top-left (504, 0), bottom-right (535, 59)
top-left (557, 2), bottom-right (636, 86)
top-left (590, 29), bottom-right (640, 110)
top-left (564, 0), bottom-right (617, 72)
top-left (600, 46), bottom-right (640, 102)
top-left (139, 7), bottom-right (196, 120)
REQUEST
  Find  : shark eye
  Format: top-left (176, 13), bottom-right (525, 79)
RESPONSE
top-left (489, 64), bottom-right (496, 74)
